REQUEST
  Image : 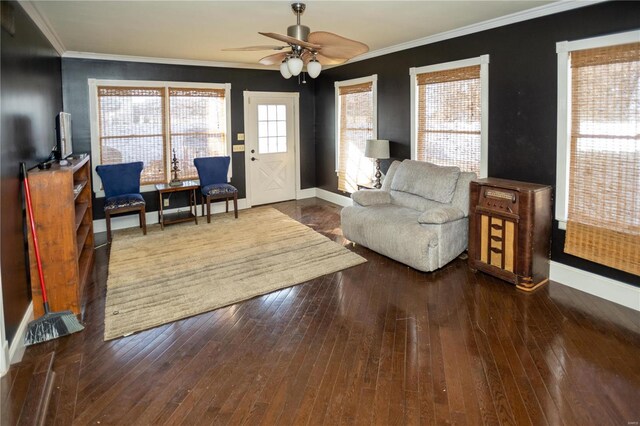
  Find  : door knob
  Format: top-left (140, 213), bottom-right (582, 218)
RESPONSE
top-left (251, 157), bottom-right (258, 161)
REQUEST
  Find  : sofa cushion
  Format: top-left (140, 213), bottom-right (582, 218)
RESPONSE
top-left (352, 189), bottom-right (391, 206)
top-left (418, 206), bottom-right (465, 224)
top-left (390, 160), bottom-right (460, 204)
top-left (380, 160), bottom-right (401, 191)
top-left (342, 203), bottom-right (439, 254)
top-left (450, 171), bottom-right (477, 216)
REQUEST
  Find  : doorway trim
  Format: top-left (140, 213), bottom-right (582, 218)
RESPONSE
top-left (243, 91), bottom-right (301, 208)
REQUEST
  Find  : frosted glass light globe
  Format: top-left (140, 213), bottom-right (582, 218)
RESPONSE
top-left (307, 59), bottom-right (321, 78)
top-left (280, 61), bottom-right (292, 79)
top-left (287, 57), bottom-right (304, 76)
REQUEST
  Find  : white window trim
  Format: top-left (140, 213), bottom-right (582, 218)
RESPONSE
top-left (409, 55), bottom-right (489, 178)
top-left (88, 78), bottom-right (232, 197)
top-left (555, 30), bottom-right (640, 230)
top-left (334, 74), bottom-right (378, 174)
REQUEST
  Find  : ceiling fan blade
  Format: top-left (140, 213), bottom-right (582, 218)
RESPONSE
top-left (301, 50), bottom-right (347, 66)
top-left (308, 31), bottom-right (369, 60)
top-left (222, 45), bottom-right (288, 52)
top-left (259, 32), bottom-right (321, 51)
top-left (259, 52), bottom-right (288, 66)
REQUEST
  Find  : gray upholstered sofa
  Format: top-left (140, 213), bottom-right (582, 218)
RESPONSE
top-left (341, 160), bottom-right (476, 272)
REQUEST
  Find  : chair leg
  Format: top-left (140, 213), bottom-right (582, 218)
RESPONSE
top-left (206, 195), bottom-right (211, 223)
top-left (106, 211), bottom-right (112, 242)
top-left (201, 194), bottom-right (205, 217)
top-left (233, 192), bottom-right (238, 218)
top-left (225, 198), bottom-right (229, 213)
top-left (140, 206), bottom-right (147, 235)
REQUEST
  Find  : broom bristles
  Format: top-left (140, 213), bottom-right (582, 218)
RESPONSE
top-left (24, 311), bottom-right (84, 346)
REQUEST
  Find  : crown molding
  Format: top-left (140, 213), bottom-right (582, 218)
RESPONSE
top-left (18, 0), bottom-right (606, 72)
top-left (347, 0), bottom-right (606, 65)
top-left (17, 1), bottom-right (65, 55)
top-left (62, 51), bottom-right (275, 71)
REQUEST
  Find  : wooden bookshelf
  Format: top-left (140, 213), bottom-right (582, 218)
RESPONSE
top-left (27, 155), bottom-right (94, 318)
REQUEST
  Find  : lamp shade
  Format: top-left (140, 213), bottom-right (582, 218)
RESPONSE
top-left (287, 56), bottom-right (304, 76)
top-left (307, 59), bottom-right (321, 78)
top-left (280, 61), bottom-right (292, 79)
top-left (365, 139), bottom-right (390, 159)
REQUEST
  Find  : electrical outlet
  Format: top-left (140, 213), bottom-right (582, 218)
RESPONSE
top-left (164, 199), bottom-right (169, 207)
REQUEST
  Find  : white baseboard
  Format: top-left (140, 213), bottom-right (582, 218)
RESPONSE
top-left (93, 191), bottom-right (355, 233)
top-left (93, 198), bottom-right (249, 233)
top-left (296, 188), bottom-right (316, 200)
top-left (9, 302), bottom-right (33, 366)
top-left (1, 339), bottom-right (8, 375)
top-left (315, 188), bottom-right (352, 207)
top-left (550, 261), bottom-right (639, 312)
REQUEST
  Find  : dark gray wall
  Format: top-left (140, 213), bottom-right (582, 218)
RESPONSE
top-left (62, 59), bottom-right (316, 217)
top-left (1, 1), bottom-right (63, 344)
top-left (314, 1), bottom-right (640, 286)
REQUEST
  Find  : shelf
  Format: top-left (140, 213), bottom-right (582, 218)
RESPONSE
top-left (76, 224), bottom-right (91, 256)
top-left (77, 246), bottom-right (94, 300)
top-left (74, 202), bottom-right (89, 230)
top-left (73, 179), bottom-right (88, 201)
top-left (162, 210), bottom-right (196, 226)
top-left (27, 155), bottom-right (94, 317)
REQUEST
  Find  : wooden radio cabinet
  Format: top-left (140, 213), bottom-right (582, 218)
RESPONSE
top-left (468, 178), bottom-right (552, 291)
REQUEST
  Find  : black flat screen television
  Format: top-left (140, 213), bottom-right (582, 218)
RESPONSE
top-left (56, 112), bottom-right (72, 159)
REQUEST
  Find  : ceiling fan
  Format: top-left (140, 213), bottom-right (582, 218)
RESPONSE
top-left (223, 2), bottom-right (369, 79)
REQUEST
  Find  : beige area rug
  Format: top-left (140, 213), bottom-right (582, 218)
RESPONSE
top-left (104, 207), bottom-right (366, 340)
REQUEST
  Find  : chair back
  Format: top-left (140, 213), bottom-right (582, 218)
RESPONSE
top-left (194, 156), bottom-right (230, 186)
top-left (96, 162), bottom-right (144, 198)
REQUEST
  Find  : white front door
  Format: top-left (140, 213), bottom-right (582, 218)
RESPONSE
top-left (244, 92), bottom-right (298, 206)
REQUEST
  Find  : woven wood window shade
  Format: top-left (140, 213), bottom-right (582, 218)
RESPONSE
top-left (564, 42), bottom-right (640, 276)
top-left (337, 82), bottom-right (374, 193)
top-left (416, 65), bottom-right (481, 175)
top-left (168, 88), bottom-right (227, 180)
top-left (97, 86), bottom-right (166, 184)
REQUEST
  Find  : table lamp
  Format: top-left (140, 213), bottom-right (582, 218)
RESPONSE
top-left (365, 139), bottom-right (390, 189)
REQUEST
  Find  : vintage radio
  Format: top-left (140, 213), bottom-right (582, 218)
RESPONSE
top-left (468, 178), bottom-right (552, 291)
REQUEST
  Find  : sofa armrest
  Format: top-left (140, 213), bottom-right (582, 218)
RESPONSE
top-left (418, 206), bottom-right (465, 224)
top-left (351, 189), bottom-right (391, 206)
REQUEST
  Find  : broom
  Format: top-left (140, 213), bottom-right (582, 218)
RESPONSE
top-left (21, 162), bottom-right (84, 346)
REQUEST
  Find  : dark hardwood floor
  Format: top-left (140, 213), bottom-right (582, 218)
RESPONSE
top-left (3, 198), bottom-right (640, 425)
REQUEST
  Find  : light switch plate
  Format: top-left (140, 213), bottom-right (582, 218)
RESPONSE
top-left (232, 144), bottom-right (245, 152)
top-left (237, 133), bottom-right (245, 141)
top-left (163, 198), bottom-right (169, 207)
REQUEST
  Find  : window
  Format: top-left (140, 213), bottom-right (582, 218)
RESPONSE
top-left (556, 31), bottom-right (639, 276)
top-left (168, 88), bottom-right (228, 180)
top-left (335, 75), bottom-right (377, 193)
top-left (258, 104), bottom-right (288, 154)
top-left (410, 55), bottom-right (489, 177)
top-left (89, 80), bottom-right (231, 191)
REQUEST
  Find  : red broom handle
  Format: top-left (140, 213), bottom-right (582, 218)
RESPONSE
top-left (22, 163), bottom-right (50, 306)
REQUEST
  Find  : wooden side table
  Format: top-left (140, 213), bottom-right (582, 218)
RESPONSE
top-left (155, 180), bottom-right (199, 230)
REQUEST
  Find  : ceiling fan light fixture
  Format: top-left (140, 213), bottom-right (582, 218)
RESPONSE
top-left (307, 58), bottom-right (321, 78)
top-left (287, 56), bottom-right (304, 76)
top-left (280, 60), bottom-right (292, 79)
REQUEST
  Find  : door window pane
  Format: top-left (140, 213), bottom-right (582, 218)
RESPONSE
top-left (257, 104), bottom-right (287, 153)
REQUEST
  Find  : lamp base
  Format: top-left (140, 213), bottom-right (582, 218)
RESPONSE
top-left (373, 159), bottom-right (382, 189)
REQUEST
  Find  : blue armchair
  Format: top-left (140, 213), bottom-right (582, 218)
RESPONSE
top-left (193, 156), bottom-right (238, 223)
top-left (95, 161), bottom-right (146, 242)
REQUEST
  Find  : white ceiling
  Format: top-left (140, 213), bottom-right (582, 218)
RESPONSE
top-left (31, 1), bottom-right (561, 68)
